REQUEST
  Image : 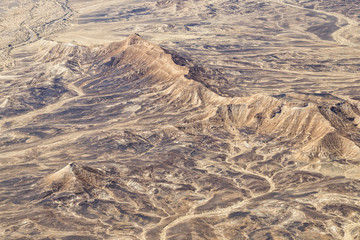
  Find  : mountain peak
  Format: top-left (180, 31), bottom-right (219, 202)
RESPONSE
top-left (126, 33), bottom-right (142, 45)
top-left (40, 163), bottom-right (107, 194)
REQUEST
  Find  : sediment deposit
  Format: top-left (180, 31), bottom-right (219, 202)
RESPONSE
top-left (0, 1), bottom-right (360, 239)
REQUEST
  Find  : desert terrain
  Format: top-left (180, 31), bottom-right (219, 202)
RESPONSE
top-left (0, 0), bottom-right (360, 239)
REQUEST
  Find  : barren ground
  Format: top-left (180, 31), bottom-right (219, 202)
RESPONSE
top-left (0, 1), bottom-right (360, 239)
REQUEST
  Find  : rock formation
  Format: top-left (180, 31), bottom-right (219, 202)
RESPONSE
top-left (0, 0), bottom-right (360, 239)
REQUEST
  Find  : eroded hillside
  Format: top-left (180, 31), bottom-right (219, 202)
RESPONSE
top-left (1, 0), bottom-right (360, 240)
top-left (0, 34), bottom-right (359, 240)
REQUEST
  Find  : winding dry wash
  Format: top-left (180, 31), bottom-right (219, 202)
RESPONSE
top-left (1, 0), bottom-right (360, 239)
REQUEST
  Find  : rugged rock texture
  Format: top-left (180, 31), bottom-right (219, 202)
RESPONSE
top-left (0, 34), bottom-right (359, 240)
top-left (0, 0), bottom-right (360, 240)
top-left (50, 0), bottom-right (360, 99)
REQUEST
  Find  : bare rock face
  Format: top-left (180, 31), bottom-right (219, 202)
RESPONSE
top-left (40, 163), bottom-right (108, 194)
top-left (0, 1), bottom-right (360, 239)
top-left (0, 33), bottom-right (359, 240)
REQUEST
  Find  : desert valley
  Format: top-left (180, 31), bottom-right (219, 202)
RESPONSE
top-left (0, 0), bottom-right (360, 239)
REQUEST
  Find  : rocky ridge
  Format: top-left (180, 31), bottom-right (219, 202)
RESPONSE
top-left (0, 34), bottom-right (360, 239)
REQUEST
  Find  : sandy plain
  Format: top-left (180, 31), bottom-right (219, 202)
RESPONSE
top-left (0, 0), bottom-right (360, 239)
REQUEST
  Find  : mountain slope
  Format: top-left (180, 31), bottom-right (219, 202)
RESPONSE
top-left (0, 34), bottom-right (360, 240)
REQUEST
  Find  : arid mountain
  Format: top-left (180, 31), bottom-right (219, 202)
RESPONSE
top-left (0, 0), bottom-right (360, 240)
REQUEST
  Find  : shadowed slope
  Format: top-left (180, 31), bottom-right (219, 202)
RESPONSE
top-left (0, 35), bottom-right (360, 240)
top-left (28, 35), bottom-right (360, 163)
